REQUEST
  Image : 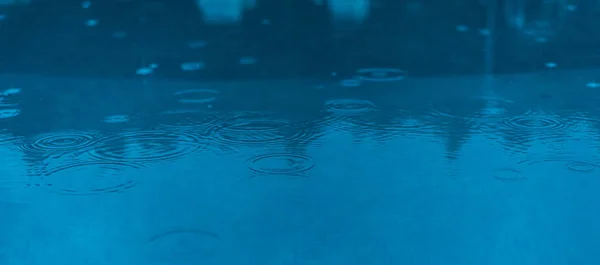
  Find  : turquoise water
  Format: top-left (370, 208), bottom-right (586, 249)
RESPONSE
top-left (1, 0), bottom-right (600, 264)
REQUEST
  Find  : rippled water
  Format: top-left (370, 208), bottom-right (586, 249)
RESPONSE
top-left (1, 0), bottom-right (600, 264)
top-left (0, 70), bottom-right (598, 264)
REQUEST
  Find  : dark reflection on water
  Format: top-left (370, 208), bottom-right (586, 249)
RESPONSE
top-left (0, 70), bottom-right (599, 263)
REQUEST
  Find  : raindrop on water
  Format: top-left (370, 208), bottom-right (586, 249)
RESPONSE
top-left (88, 129), bottom-right (205, 165)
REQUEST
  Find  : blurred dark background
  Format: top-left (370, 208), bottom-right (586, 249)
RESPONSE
top-left (0, 0), bottom-right (597, 80)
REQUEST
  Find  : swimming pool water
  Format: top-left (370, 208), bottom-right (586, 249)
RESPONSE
top-left (1, 0), bottom-right (600, 264)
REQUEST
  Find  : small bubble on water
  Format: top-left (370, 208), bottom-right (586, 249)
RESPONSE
top-left (478, 28), bottom-right (490, 36)
top-left (149, 63), bottom-right (159, 69)
top-left (180, 62), bottom-right (205, 72)
top-left (82, 1), bottom-right (91, 8)
top-left (544, 62), bottom-right (557, 68)
top-left (239, 56), bottom-right (257, 65)
top-left (567, 4), bottom-right (577, 11)
top-left (85, 19), bottom-right (98, 27)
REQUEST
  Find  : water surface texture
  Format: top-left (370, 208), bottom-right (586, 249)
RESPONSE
top-left (1, 0), bottom-right (600, 265)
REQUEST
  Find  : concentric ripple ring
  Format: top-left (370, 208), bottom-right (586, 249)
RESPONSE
top-left (246, 153), bottom-right (315, 175)
top-left (88, 129), bottom-right (205, 164)
top-left (41, 161), bottom-right (144, 195)
top-left (19, 131), bottom-right (102, 154)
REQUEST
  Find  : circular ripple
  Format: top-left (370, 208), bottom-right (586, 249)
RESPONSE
top-left (355, 68), bottom-right (406, 82)
top-left (158, 109), bottom-right (220, 130)
top-left (324, 99), bottom-right (377, 114)
top-left (174, 88), bottom-right (218, 104)
top-left (519, 159), bottom-right (600, 174)
top-left (88, 130), bottom-right (204, 164)
top-left (41, 161), bottom-right (143, 195)
top-left (501, 113), bottom-right (566, 130)
top-left (210, 112), bottom-right (313, 147)
top-left (147, 229), bottom-right (219, 262)
top-left (246, 153), bottom-right (315, 175)
top-left (565, 161), bottom-right (598, 173)
top-left (493, 168), bottom-right (526, 182)
top-left (20, 131), bottom-right (101, 154)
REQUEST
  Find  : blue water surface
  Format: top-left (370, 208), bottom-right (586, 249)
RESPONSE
top-left (1, 0), bottom-right (600, 264)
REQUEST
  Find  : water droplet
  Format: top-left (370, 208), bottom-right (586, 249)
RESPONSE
top-left (246, 153), bottom-right (315, 175)
top-left (81, 0), bottom-right (91, 8)
top-left (174, 89), bottom-right (218, 104)
top-left (180, 62), bottom-right (205, 72)
top-left (355, 68), bottom-right (405, 82)
top-left (544, 62), bottom-right (557, 68)
top-left (147, 229), bottom-right (219, 262)
top-left (41, 161), bottom-right (142, 195)
top-left (149, 63), bottom-right (159, 69)
top-left (88, 129), bottom-right (205, 165)
top-left (103, 115), bottom-right (130, 123)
